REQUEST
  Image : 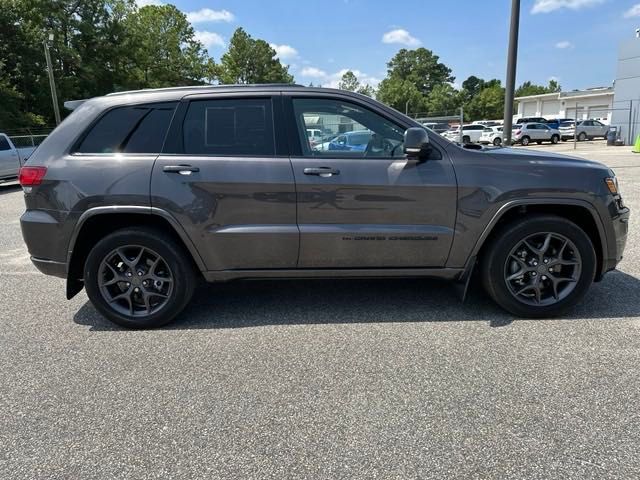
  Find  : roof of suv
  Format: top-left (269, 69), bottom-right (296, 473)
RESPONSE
top-left (105, 83), bottom-right (307, 97)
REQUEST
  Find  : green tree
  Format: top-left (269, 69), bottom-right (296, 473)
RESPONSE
top-left (124, 4), bottom-right (215, 89)
top-left (337, 70), bottom-right (375, 97)
top-left (217, 28), bottom-right (293, 84)
top-left (377, 77), bottom-right (425, 114)
top-left (515, 79), bottom-right (561, 97)
top-left (467, 83), bottom-right (505, 120)
top-left (384, 48), bottom-right (454, 97)
top-left (425, 83), bottom-right (461, 115)
top-left (461, 75), bottom-right (485, 98)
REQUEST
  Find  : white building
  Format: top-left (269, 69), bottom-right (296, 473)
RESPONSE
top-left (611, 36), bottom-right (640, 145)
top-left (515, 87), bottom-right (614, 124)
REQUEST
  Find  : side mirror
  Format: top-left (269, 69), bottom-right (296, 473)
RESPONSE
top-left (403, 127), bottom-right (431, 159)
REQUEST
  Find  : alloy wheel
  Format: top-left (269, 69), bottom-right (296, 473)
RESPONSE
top-left (98, 245), bottom-right (174, 317)
top-left (503, 232), bottom-right (581, 306)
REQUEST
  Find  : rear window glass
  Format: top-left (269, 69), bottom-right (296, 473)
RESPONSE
top-left (76, 102), bottom-right (177, 154)
top-left (182, 98), bottom-right (274, 156)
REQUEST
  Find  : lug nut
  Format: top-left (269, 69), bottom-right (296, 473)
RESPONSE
top-left (532, 261), bottom-right (538, 266)
top-left (126, 272), bottom-right (132, 277)
top-left (542, 275), bottom-right (547, 280)
top-left (543, 259), bottom-right (549, 264)
top-left (532, 272), bottom-right (537, 276)
top-left (134, 287), bottom-right (139, 293)
top-left (137, 271), bottom-right (143, 276)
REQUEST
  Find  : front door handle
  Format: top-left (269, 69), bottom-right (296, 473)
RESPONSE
top-left (163, 165), bottom-right (200, 175)
top-left (303, 167), bottom-right (340, 177)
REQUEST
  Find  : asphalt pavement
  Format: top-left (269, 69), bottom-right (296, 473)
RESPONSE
top-left (1, 144), bottom-right (639, 479)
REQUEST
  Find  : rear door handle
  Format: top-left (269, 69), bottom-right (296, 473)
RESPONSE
top-left (303, 167), bottom-right (340, 177)
top-left (163, 165), bottom-right (200, 175)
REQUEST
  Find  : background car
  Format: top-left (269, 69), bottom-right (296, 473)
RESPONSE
top-left (517, 116), bottom-right (548, 125)
top-left (306, 128), bottom-right (324, 147)
top-left (544, 118), bottom-right (573, 129)
top-left (513, 122), bottom-right (560, 146)
top-left (327, 130), bottom-right (372, 152)
top-left (0, 133), bottom-right (35, 181)
top-left (559, 120), bottom-right (609, 141)
top-left (442, 124), bottom-right (485, 143)
top-left (479, 126), bottom-right (504, 146)
top-left (421, 122), bottom-right (450, 134)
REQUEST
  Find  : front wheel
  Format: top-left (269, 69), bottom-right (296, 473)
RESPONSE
top-left (493, 137), bottom-right (502, 146)
top-left (84, 227), bottom-right (196, 328)
top-left (481, 215), bottom-right (596, 318)
top-left (578, 132), bottom-right (587, 142)
top-left (551, 135), bottom-right (559, 144)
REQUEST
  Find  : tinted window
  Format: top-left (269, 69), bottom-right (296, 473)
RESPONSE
top-left (183, 98), bottom-right (274, 156)
top-left (0, 136), bottom-right (10, 151)
top-left (76, 103), bottom-right (177, 154)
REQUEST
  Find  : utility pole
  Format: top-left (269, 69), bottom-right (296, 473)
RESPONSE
top-left (502, 0), bottom-right (521, 146)
top-left (574, 103), bottom-right (579, 150)
top-left (43, 33), bottom-right (61, 125)
top-left (459, 106), bottom-right (464, 144)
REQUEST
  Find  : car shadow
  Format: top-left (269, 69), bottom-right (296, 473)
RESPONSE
top-left (73, 270), bottom-right (640, 331)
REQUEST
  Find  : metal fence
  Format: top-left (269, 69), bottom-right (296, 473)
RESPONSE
top-left (3, 126), bottom-right (55, 149)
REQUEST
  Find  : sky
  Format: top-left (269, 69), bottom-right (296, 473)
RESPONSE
top-left (140, 0), bottom-right (640, 92)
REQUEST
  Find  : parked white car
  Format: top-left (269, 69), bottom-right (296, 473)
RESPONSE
top-left (442, 124), bottom-right (485, 144)
top-left (479, 126), bottom-right (504, 146)
top-left (513, 123), bottom-right (561, 146)
top-left (0, 133), bottom-right (36, 181)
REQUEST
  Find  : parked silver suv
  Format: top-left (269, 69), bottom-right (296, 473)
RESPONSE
top-left (19, 85), bottom-right (629, 328)
top-left (513, 122), bottom-right (561, 146)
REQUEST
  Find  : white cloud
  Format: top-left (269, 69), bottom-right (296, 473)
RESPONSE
top-left (136, 0), bottom-right (162, 6)
top-left (194, 31), bottom-right (225, 49)
top-left (300, 67), bottom-right (380, 90)
top-left (269, 43), bottom-right (298, 60)
top-left (624, 4), bottom-right (640, 17)
top-left (531, 0), bottom-right (604, 14)
top-left (301, 67), bottom-right (327, 78)
top-left (186, 8), bottom-right (234, 23)
top-left (555, 40), bottom-right (573, 48)
top-left (381, 28), bottom-right (421, 47)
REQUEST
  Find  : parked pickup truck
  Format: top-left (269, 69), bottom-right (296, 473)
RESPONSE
top-left (0, 133), bottom-right (36, 182)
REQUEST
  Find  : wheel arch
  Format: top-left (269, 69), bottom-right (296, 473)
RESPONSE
top-left (467, 199), bottom-right (607, 282)
top-left (66, 207), bottom-right (206, 299)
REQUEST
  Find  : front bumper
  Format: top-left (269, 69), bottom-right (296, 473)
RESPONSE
top-left (610, 207), bottom-right (630, 269)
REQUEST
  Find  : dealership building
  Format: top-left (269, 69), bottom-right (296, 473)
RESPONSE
top-left (514, 33), bottom-right (640, 145)
top-left (514, 87), bottom-right (614, 123)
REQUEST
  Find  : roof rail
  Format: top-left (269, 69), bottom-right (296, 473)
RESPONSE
top-left (106, 83), bottom-right (305, 97)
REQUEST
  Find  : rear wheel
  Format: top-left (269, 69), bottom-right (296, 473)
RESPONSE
top-left (493, 137), bottom-right (502, 146)
top-left (578, 132), bottom-right (587, 141)
top-left (520, 136), bottom-right (530, 146)
top-left (462, 135), bottom-right (471, 144)
top-left (551, 135), bottom-right (559, 144)
top-left (481, 215), bottom-right (596, 318)
top-left (84, 227), bottom-right (196, 328)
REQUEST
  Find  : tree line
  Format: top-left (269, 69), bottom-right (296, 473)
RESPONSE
top-left (0, 0), bottom-right (560, 129)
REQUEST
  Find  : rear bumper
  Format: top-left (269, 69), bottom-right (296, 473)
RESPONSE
top-left (20, 209), bottom-right (69, 278)
top-left (31, 257), bottom-right (67, 278)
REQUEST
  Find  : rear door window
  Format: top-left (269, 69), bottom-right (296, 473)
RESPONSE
top-left (75, 102), bottom-right (177, 154)
top-left (0, 136), bottom-right (10, 151)
top-left (182, 98), bottom-right (275, 156)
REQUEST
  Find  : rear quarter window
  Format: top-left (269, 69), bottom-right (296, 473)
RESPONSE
top-left (75, 102), bottom-right (177, 154)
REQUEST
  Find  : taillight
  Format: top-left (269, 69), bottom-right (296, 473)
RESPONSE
top-left (19, 166), bottom-right (47, 186)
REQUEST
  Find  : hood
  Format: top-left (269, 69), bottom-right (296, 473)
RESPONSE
top-left (482, 146), bottom-right (608, 170)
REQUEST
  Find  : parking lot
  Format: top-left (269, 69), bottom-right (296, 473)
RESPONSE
top-left (1, 144), bottom-right (639, 479)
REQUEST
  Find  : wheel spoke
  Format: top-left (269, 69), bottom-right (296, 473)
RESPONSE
top-left (540, 233), bottom-right (552, 255)
top-left (142, 291), bottom-right (152, 314)
top-left (131, 247), bottom-right (145, 269)
top-left (534, 284), bottom-right (542, 304)
top-left (116, 247), bottom-right (135, 268)
top-left (506, 269), bottom-right (526, 281)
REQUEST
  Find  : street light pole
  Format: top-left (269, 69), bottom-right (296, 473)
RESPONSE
top-left (405, 100), bottom-right (410, 116)
top-left (502, 0), bottom-right (521, 146)
top-left (43, 34), bottom-right (61, 125)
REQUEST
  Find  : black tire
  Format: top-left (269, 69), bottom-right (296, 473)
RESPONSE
top-left (462, 135), bottom-right (471, 144)
top-left (521, 136), bottom-right (530, 146)
top-left (578, 132), bottom-right (587, 142)
top-left (84, 227), bottom-right (196, 328)
top-left (551, 135), bottom-right (559, 144)
top-left (493, 137), bottom-right (502, 146)
top-left (481, 215), bottom-right (596, 318)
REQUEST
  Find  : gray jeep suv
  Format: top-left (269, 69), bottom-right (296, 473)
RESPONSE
top-left (19, 85), bottom-right (629, 328)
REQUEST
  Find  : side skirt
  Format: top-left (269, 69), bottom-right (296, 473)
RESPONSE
top-left (203, 268), bottom-right (465, 283)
